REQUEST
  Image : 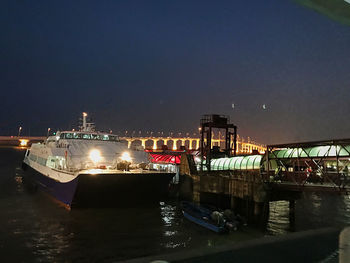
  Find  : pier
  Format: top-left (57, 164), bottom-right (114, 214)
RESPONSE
top-left (176, 138), bottom-right (350, 224)
top-left (145, 115), bottom-right (350, 225)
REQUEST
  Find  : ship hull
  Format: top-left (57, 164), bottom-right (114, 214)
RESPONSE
top-left (73, 172), bottom-right (175, 207)
top-left (22, 162), bottom-right (175, 209)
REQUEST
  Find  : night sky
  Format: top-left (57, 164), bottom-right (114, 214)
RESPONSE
top-left (1, 0), bottom-right (350, 144)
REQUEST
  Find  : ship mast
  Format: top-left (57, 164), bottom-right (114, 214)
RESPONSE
top-left (80, 112), bottom-right (95, 132)
top-left (82, 112), bottom-right (87, 131)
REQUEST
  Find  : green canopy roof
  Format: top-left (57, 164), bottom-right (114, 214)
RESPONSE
top-left (210, 155), bottom-right (262, 171)
top-left (270, 145), bottom-right (350, 159)
top-left (206, 145), bottom-right (350, 171)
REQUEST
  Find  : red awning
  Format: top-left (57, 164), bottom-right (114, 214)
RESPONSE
top-left (149, 153), bottom-right (182, 164)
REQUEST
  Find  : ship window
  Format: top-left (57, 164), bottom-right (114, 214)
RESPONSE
top-left (29, 154), bottom-right (37, 162)
top-left (82, 134), bottom-right (91, 139)
top-left (91, 134), bottom-right (99, 140)
top-left (37, 156), bottom-right (47, 166)
top-left (57, 132), bottom-right (118, 141)
top-left (110, 136), bottom-right (118, 141)
top-left (73, 133), bottom-right (82, 139)
top-left (65, 133), bottom-right (73, 139)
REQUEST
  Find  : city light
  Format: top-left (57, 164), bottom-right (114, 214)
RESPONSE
top-left (19, 139), bottom-right (28, 147)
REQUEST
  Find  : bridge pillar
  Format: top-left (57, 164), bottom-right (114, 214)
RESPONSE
top-left (141, 139), bottom-right (146, 149)
top-left (127, 140), bottom-right (132, 149)
top-left (189, 139), bottom-right (194, 150)
top-left (173, 139), bottom-right (178, 150)
top-left (153, 139), bottom-right (158, 150)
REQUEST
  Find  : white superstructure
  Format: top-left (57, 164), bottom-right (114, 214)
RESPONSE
top-left (23, 113), bottom-right (149, 183)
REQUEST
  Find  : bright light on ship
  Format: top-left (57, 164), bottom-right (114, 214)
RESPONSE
top-left (120, 151), bottom-right (132, 162)
top-left (89, 149), bottom-right (102, 163)
top-left (19, 139), bottom-right (28, 146)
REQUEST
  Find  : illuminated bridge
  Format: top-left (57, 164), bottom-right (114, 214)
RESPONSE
top-left (120, 135), bottom-right (266, 154)
top-left (0, 134), bottom-right (266, 154)
top-left (0, 135), bottom-right (266, 154)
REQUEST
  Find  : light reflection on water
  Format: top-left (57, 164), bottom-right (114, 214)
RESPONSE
top-left (1, 147), bottom-right (350, 261)
top-left (267, 201), bottom-right (290, 235)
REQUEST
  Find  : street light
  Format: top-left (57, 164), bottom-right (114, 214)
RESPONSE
top-left (18, 126), bottom-right (22, 137)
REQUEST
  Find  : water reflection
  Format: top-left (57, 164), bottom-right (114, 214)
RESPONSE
top-left (160, 201), bottom-right (176, 226)
top-left (267, 201), bottom-right (290, 235)
top-left (160, 201), bottom-right (190, 249)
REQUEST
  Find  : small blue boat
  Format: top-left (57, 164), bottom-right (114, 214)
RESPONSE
top-left (182, 201), bottom-right (238, 233)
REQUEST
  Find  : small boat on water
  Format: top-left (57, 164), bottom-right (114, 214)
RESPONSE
top-left (181, 201), bottom-right (239, 233)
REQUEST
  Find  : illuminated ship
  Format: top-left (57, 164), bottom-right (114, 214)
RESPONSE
top-left (22, 113), bottom-right (174, 209)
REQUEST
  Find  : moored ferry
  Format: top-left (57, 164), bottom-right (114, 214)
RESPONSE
top-left (22, 113), bottom-right (174, 209)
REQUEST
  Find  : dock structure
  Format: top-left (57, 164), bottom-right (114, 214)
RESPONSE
top-left (178, 137), bottom-right (350, 224)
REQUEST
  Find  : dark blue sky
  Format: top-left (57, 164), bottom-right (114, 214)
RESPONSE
top-left (1, 0), bottom-right (350, 144)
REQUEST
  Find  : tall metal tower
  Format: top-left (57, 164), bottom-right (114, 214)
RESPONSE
top-left (200, 114), bottom-right (237, 171)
